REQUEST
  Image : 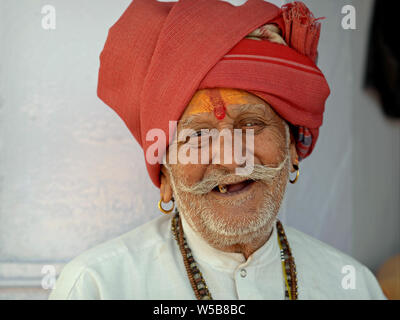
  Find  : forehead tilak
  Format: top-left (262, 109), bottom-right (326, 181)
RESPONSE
top-left (187, 88), bottom-right (251, 120)
top-left (180, 103), bottom-right (267, 129)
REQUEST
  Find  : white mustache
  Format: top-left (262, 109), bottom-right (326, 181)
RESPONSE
top-left (177, 155), bottom-right (289, 195)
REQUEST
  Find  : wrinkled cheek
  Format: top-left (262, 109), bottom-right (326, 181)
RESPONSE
top-left (253, 133), bottom-right (287, 166)
top-left (172, 163), bottom-right (208, 187)
top-left (269, 161), bottom-right (290, 202)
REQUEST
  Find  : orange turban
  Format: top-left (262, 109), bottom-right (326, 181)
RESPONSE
top-left (97, 0), bottom-right (330, 188)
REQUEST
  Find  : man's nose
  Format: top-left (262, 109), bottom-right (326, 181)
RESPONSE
top-left (210, 128), bottom-right (247, 171)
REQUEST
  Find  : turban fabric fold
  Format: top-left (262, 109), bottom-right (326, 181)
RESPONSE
top-left (97, 0), bottom-right (330, 188)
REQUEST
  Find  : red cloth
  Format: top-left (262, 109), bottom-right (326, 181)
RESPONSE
top-left (97, 0), bottom-right (330, 188)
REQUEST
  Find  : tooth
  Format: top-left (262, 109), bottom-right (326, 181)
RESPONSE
top-left (218, 184), bottom-right (228, 193)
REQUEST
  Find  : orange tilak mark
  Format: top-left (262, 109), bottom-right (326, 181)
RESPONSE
top-left (208, 89), bottom-right (226, 120)
top-left (187, 88), bottom-right (253, 116)
top-left (187, 91), bottom-right (214, 115)
top-left (218, 88), bottom-right (249, 106)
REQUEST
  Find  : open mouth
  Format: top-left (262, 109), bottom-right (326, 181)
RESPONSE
top-left (211, 179), bottom-right (256, 195)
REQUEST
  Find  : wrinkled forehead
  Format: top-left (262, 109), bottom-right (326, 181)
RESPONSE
top-left (180, 88), bottom-right (274, 124)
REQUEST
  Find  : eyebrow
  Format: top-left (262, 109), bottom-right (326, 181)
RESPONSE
top-left (179, 113), bottom-right (207, 129)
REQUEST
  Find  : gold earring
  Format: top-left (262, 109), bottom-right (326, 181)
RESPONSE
top-left (289, 164), bottom-right (299, 184)
top-left (158, 198), bottom-right (174, 214)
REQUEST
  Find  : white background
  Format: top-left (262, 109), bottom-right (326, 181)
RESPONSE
top-left (0, 0), bottom-right (399, 299)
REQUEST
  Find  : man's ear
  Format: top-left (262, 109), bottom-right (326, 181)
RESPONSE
top-left (160, 164), bottom-right (174, 202)
top-left (288, 128), bottom-right (299, 173)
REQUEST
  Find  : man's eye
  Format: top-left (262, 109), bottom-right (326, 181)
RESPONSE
top-left (184, 130), bottom-right (211, 144)
top-left (190, 130), bottom-right (204, 137)
top-left (242, 121), bottom-right (263, 128)
top-left (239, 120), bottom-right (266, 134)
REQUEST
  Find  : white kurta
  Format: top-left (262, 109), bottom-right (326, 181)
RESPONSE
top-left (48, 213), bottom-right (386, 300)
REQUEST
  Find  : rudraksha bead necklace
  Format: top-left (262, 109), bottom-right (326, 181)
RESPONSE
top-left (171, 210), bottom-right (298, 300)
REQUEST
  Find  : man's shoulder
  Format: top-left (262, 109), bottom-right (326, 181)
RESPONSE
top-left (67, 214), bottom-right (172, 268)
top-left (49, 214), bottom-right (173, 299)
top-left (283, 224), bottom-right (358, 267)
top-left (282, 224), bottom-right (386, 299)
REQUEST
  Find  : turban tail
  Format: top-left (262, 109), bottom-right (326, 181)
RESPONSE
top-left (97, 0), bottom-right (331, 188)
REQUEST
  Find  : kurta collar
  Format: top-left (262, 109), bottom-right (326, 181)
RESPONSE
top-left (179, 213), bottom-right (279, 273)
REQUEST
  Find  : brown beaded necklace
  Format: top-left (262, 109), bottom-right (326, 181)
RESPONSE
top-left (171, 210), bottom-right (298, 300)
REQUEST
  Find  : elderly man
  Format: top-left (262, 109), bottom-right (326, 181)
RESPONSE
top-left (49, 0), bottom-right (386, 300)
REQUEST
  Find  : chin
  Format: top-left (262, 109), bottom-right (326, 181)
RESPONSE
top-left (202, 213), bottom-right (276, 248)
top-left (199, 200), bottom-right (278, 238)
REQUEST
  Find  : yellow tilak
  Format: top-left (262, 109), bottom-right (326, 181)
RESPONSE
top-left (187, 88), bottom-right (251, 115)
